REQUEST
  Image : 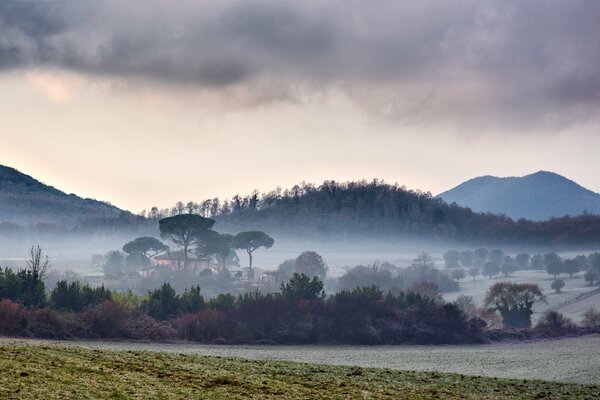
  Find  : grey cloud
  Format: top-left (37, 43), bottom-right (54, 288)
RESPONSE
top-left (1, 0), bottom-right (600, 129)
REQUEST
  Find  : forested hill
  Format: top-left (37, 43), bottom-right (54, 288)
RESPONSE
top-left (209, 180), bottom-right (600, 247)
top-left (0, 164), bottom-right (141, 231)
top-left (438, 171), bottom-right (600, 221)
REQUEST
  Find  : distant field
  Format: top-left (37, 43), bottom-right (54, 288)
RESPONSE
top-left (1, 340), bottom-right (599, 399)
top-left (445, 269), bottom-right (599, 323)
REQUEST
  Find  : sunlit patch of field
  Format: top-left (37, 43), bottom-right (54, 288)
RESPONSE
top-left (1, 339), bottom-right (600, 399)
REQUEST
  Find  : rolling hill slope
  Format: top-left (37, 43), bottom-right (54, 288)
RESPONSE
top-left (0, 164), bottom-right (130, 227)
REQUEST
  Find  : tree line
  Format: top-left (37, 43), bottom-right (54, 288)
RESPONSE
top-left (143, 180), bottom-right (600, 246)
top-left (441, 248), bottom-right (600, 293)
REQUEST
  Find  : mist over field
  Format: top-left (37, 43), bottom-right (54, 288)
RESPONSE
top-left (1, 0), bottom-right (600, 397)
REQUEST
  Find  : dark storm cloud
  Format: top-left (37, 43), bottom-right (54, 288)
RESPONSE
top-left (2, 0), bottom-right (600, 128)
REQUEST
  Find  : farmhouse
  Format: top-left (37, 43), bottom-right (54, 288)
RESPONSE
top-left (153, 250), bottom-right (211, 271)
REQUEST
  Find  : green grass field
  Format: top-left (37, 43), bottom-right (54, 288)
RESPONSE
top-left (1, 340), bottom-right (599, 399)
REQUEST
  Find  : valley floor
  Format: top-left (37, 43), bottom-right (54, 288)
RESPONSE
top-left (1, 339), bottom-right (600, 399)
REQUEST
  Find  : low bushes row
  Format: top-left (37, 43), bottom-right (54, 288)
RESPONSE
top-left (0, 283), bottom-right (486, 345)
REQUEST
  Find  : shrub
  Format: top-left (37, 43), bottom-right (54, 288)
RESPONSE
top-left (83, 300), bottom-right (131, 338)
top-left (25, 307), bottom-right (84, 339)
top-left (535, 310), bottom-right (576, 334)
top-left (407, 281), bottom-right (442, 303)
top-left (453, 295), bottom-right (476, 315)
top-left (582, 308), bottom-right (600, 328)
top-left (174, 310), bottom-right (229, 342)
top-left (0, 299), bottom-right (25, 336)
top-left (124, 314), bottom-right (174, 341)
top-left (584, 270), bottom-right (598, 285)
top-left (551, 279), bottom-right (565, 293)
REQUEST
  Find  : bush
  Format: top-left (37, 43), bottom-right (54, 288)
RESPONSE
top-left (584, 270), bottom-right (598, 285)
top-left (582, 308), bottom-right (600, 328)
top-left (551, 279), bottom-right (565, 293)
top-left (0, 299), bottom-right (25, 336)
top-left (124, 314), bottom-right (175, 341)
top-left (83, 300), bottom-right (131, 338)
top-left (407, 281), bottom-right (442, 303)
top-left (25, 307), bottom-right (84, 339)
top-left (174, 310), bottom-right (230, 342)
top-left (535, 311), bottom-right (577, 335)
top-left (453, 295), bottom-right (476, 314)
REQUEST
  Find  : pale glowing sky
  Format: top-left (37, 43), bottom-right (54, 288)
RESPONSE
top-left (1, 1), bottom-right (599, 212)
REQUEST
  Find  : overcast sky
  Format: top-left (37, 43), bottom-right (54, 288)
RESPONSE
top-left (1, 0), bottom-right (599, 212)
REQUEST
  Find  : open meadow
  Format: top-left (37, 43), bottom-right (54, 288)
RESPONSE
top-left (5, 335), bottom-right (600, 385)
top-left (1, 339), bottom-right (600, 399)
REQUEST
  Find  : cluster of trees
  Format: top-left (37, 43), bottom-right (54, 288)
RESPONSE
top-left (145, 180), bottom-right (600, 246)
top-left (538, 252), bottom-right (600, 286)
top-left (158, 214), bottom-right (274, 278)
top-left (0, 246), bottom-right (49, 307)
top-left (99, 215), bottom-right (274, 281)
top-left (442, 248), bottom-right (600, 285)
top-left (443, 248), bottom-right (533, 280)
top-left (335, 253), bottom-right (458, 294)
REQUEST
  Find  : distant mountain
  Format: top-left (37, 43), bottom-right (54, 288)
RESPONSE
top-left (438, 171), bottom-right (600, 221)
top-left (0, 164), bottom-right (131, 227)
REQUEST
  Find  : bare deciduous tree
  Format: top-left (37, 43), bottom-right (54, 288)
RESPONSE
top-left (26, 245), bottom-right (51, 279)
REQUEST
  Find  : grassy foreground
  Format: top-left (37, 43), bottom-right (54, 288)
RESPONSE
top-left (1, 341), bottom-right (599, 399)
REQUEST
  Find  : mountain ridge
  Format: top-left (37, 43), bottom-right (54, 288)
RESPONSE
top-left (438, 171), bottom-right (600, 221)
